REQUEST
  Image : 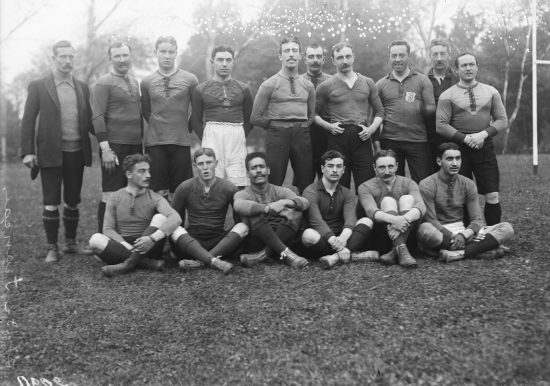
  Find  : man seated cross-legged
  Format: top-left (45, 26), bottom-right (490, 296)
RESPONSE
top-left (170, 148), bottom-right (248, 274)
top-left (89, 154), bottom-right (182, 277)
top-left (357, 149), bottom-right (426, 268)
top-left (301, 150), bottom-right (378, 269)
top-left (417, 142), bottom-right (514, 262)
top-left (234, 152), bottom-right (309, 268)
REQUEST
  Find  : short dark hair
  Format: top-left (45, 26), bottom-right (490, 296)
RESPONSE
top-left (211, 45), bottom-right (234, 60)
top-left (455, 52), bottom-right (478, 68)
top-left (389, 40), bottom-right (410, 55)
top-left (373, 149), bottom-right (398, 164)
top-left (155, 36), bottom-right (177, 50)
top-left (123, 153), bottom-right (150, 173)
top-left (245, 152), bottom-right (268, 170)
top-left (437, 142), bottom-right (461, 158)
top-left (320, 150), bottom-right (346, 167)
top-left (52, 40), bottom-right (73, 56)
top-left (107, 41), bottom-right (132, 59)
top-left (193, 147), bottom-right (217, 163)
top-left (279, 36), bottom-right (301, 54)
top-left (429, 38), bottom-right (451, 53)
top-left (331, 42), bottom-right (353, 59)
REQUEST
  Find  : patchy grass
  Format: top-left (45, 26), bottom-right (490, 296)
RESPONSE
top-left (1, 155), bottom-right (549, 385)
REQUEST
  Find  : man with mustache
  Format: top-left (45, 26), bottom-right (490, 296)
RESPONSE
top-left (20, 40), bottom-right (94, 262)
top-left (314, 42), bottom-right (384, 190)
top-left (89, 154), bottom-right (182, 277)
top-left (357, 150), bottom-right (426, 268)
top-left (92, 41), bottom-right (143, 233)
top-left (301, 150), bottom-right (378, 269)
top-left (300, 43), bottom-right (331, 178)
top-left (426, 38), bottom-right (458, 171)
top-left (250, 36), bottom-right (315, 193)
top-left (234, 152), bottom-right (309, 268)
top-left (376, 40), bottom-right (435, 183)
top-left (417, 143), bottom-right (514, 262)
top-left (189, 45), bottom-right (252, 188)
top-left (141, 36), bottom-right (199, 199)
top-left (170, 148), bottom-right (248, 274)
top-left (437, 52), bottom-right (508, 226)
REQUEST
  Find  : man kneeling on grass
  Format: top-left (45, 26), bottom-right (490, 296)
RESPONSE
top-left (417, 142), bottom-right (514, 262)
top-left (301, 150), bottom-right (378, 269)
top-left (89, 154), bottom-right (182, 277)
top-left (170, 148), bottom-right (248, 274)
top-left (357, 149), bottom-right (426, 268)
top-left (235, 152), bottom-right (310, 268)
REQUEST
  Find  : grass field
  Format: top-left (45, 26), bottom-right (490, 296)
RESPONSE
top-left (1, 155), bottom-right (549, 386)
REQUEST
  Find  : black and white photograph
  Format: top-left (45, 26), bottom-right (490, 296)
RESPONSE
top-left (1, 0), bottom-right (549, 384)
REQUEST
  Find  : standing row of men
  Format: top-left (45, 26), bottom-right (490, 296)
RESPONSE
top-left (21, 35), bottom-right (508, 264)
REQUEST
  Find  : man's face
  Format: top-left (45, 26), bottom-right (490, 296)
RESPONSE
top-left (390, 44), bottom-right (409, 75)
top-left (110, 45), bottom-right (132, 75)
top-left (457, 54), bottom-right (478, 83)
top-left (127, 161), bottom-right (151, 189)
top-left (374, 156), bottom-right (398, 183)
top-left (279, 42), bottom-right (301, 70)
top-left (332, 46), bottom-right (354, 74)
top-left (53, 47), bottom-right (75, 75)
top-left (430, 45), bottom-right (450, 72)
top-left (194, 154), bottom-right (217, 182)
top-left (321, 157), bottom-right (345, 183)
top-left (212, 51), bottom-right (234, 79)
top-left (438, 149), bottom-right (462, 176)
top-left (246, 157), bottom-right (270, 185)
top-left (156, 42), bottom-right (177, 71)
top-left (304, 47), bottom-right (324, 73)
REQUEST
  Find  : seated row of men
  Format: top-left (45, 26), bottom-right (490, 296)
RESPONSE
top-left (89, 144), bottom-right (514, 277)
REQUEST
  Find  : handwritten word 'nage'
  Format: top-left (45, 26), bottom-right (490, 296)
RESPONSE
top-left (17, 376), bottom-right (71, 386)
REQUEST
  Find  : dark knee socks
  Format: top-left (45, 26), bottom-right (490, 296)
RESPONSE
top-left (209, 231), bottom-right (242, 258)
top-left (63, 207), bottom-right (79, 240)
top-left (484, 203), bottom-right (501, 226)
top-left (174, 233), bottom-right (214, 264)
top-left (97, 202), bottom-right (106, 233)
top-left (43, 209), bottom-right (59, 245)
top-left (99, 239), bottom-right (132, 264)
top-left (347, 223), bottom-right (372, 251)
top-left (465, 233), bottom-right (499, 257)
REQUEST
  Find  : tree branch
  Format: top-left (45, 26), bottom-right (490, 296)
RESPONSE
top-left (94, 0), bottom-right (124, 32)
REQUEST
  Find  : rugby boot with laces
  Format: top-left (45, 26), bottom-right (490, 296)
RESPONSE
top-left (438, 249), bottom-right (465, 263)
top-left (397, 244), bottom-right (417, 268)
top-left (351, 250), bottom-right (380, 262)
top-left (62, 238), bottom-right (93, 255)
top-left (379, 248), bottom-right (398, 265)
top-left (45, 243), bottom-right (59, 263)
top-left (319, 253), bottom-right (339, 269)
top-left (280, 248), bottom-right (309, 269)
top-left (240, 248), bottom-right (269, 267)
top-left (178, 259), bottom-right (204, 271)
top-left (211, 257), bottom-right (233, 274)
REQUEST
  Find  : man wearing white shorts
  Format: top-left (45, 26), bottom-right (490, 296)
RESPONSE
top-left (190, 45), bottom-right (253, 187)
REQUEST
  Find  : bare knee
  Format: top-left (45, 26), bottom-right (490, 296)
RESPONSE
top-left (398, 194), bottom-right (414, 211)
top-left (301, 228), bottom-right (321, 246)
top-left (485, 192), bottom-right (499, 204)
top-left (231, 222), bottom-right (249, 238)
top-left (150, 214), bottom-right (167, 228)
top-left (89, 233), bottom-right (109, 252)
top-left (380, 196), bottom-right (398, 213)
top-left (356, 217), bottom-right (373, 228)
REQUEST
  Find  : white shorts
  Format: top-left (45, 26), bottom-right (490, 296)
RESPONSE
top-left (202, 122), bottom-right (248, 187)
top-left (443, 221), bottom-right (465, 235)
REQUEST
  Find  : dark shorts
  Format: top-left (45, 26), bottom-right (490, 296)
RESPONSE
top-left (123, 235), bottom-right (165, 258)
top-left (101, 144), bottom-right (142, 192)
top-left (146, 145), bottom-right (193, 193)
top-left (41, 150), bottom-right (85, 206)
top-left (459, 139), bottom-right (499, 194)
top-left (380, 138), bottom-right (433, 183)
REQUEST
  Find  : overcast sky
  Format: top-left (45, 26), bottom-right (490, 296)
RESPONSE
top-left (0, 0), bottom-right (261, 82)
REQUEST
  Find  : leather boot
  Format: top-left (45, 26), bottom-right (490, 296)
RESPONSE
top-left (101, 252), bottom-right (141, 277)
top-left (45, 243), bottom-right (59, 263)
